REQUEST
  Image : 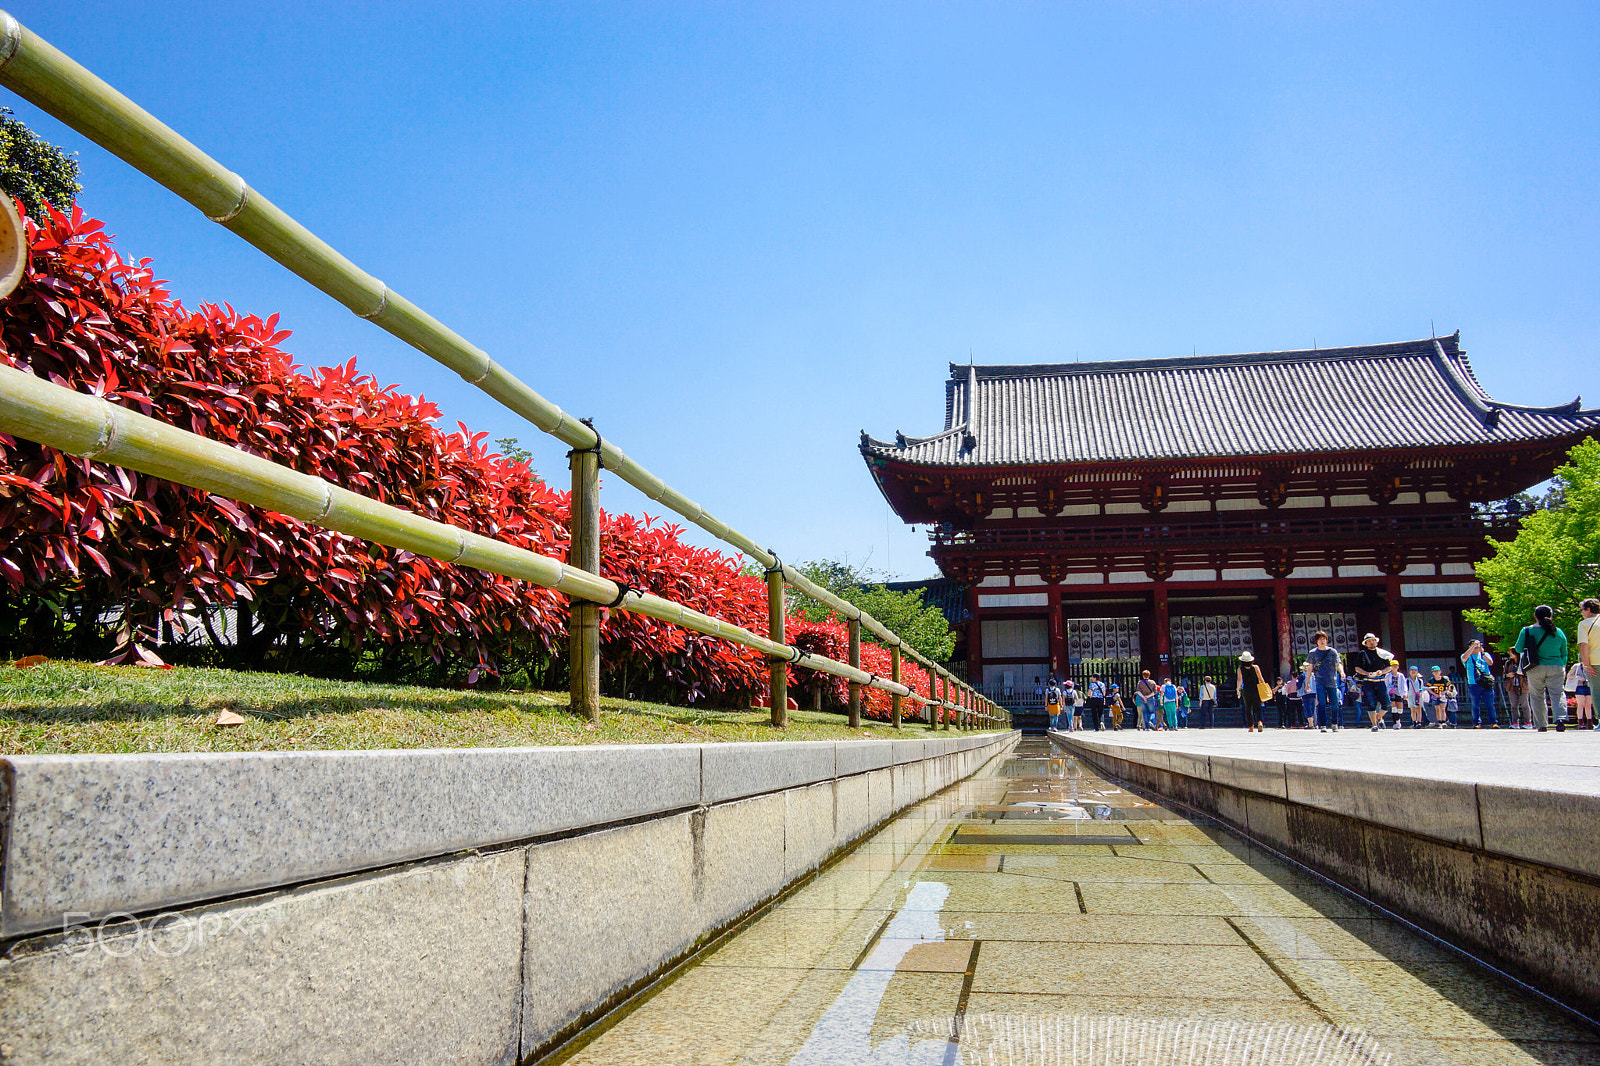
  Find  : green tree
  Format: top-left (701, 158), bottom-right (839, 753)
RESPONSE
top-left (1466, 439), bottom-right (1600, 652)
top-left (0, 108), bottom-right (80, 220)
top-left (790, 556), bottom-right (957, 663)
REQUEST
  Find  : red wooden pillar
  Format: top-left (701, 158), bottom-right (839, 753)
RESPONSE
top-left (1048, 585), bottom-right (1067, 678)
top-left (1273, 577), bottom-right (1292, 680)
top-left (1153, 581), bottom-right (1171, 677)
top-left (966, 585), bottom-right (984, 692)
top-left (1385, 575), bottom-right (1407, 667)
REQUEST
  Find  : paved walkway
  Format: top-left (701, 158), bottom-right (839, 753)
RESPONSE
top-left (548, 740), bottom-right (1598, 1065)
top-left (1052, 727), bottom-right (1600, 795)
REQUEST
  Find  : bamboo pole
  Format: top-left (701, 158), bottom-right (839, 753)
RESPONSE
top-left (0, 12), bottom-right (1000, 721)
top-left (890, 643), bottom-right (901, 730)
top-left (568, 446), bottom-right (601, 722)
top-left (766, 570), bottom-right (786, 728)
top-left (941, 675), bottom-right (951, 731)
top-left (847, 617), bottom-right (861, 730)
top-left (0, 365), bottom-right (930, 701)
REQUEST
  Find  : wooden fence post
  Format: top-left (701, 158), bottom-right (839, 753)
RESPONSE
top-left (568, 445), bottom-right (601, 723)
top-left (890, 644), bottom-right (902, 729)
top-left (847, 617), bottom-right (861, 729)
top-left (941, 674), bottom-right (950, 731)
top-left (767, 570), bottom-right (787, 728)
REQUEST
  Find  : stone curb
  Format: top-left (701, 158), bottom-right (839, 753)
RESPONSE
top-left (0, 731), bottom-right (1018, 937)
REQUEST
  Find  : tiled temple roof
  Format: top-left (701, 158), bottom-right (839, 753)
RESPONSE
top-left (860, 334), bottom-right (1600, 467)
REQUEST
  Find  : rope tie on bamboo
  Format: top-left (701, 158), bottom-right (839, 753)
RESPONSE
top-left (578, 580), bottom-right (640, 609)
top-left (762, 551), bottom-right (783, 577)
top-left (565, 417), bottom-right (606, 470)
top-left (863, 672), bottom-right (877, 688)
top-left (787, 646), bottom-right (808, 664)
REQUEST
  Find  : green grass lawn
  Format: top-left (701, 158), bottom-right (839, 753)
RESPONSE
top-left (0, 660), bottom-right (994, 755)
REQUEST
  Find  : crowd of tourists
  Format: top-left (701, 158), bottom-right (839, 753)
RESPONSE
top-left (1044, 599), bottom-right (1599, 734)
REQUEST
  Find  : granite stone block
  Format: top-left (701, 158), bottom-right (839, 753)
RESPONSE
top-left (835, 740), bottom-right (895, 778)
top-left (867, 768), bottom-right (895, 826)
top-left (697, 792), bottom-right (788, 928)
top-left (0, 848), bottom-right (525, 1066)
top-left (699, 741), bottom-right (837, 805)
top-left (785, 781), bottom-right (837, 880)
top-left (0, 745), bottom-right (701, 936)
top-left (835, 771), bottom-right (874, 843)
top-left (892, 739), bottom-right (927, 765)
top-left (1207, 754), bottom-right (1288, 798)
top-left (521, 812), bottom-right (699, 1056)
top-left (1476, 784), bottom-right (1600, 880)
top-left (1166, 749), bottom-right (1210, 781)
top-left (1286, 765), bottom-right (1481, 849)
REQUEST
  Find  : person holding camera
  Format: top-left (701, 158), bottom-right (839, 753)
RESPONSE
top-left (1349, 633), bottom-right (1393, 732)
top-left (1459, 638), bottom-right (1499, 728)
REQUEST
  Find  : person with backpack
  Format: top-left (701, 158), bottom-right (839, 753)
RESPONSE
top-left (1136, 671), bottom-right (1159, 730)
top-left (1177, 681), bottom-right (1191, 728)
top-left (1459, 639), bottom-right (1499, 729)
top-left (1044, 679), bottom-right (1064, 730)
top-left (1514, 605), bottom-right (1569, 732)
top-left (1108, 684), bottom-right (1126, 730)
top-left (1159, 677), bottom-right (1179, 730)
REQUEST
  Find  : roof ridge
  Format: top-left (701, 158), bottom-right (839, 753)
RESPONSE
top-left (948, 334), bottom-right (1459, 381)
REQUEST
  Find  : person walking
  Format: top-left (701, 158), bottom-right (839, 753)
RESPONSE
top-left (1198, 676), bottom-right (1217, 729)
top-left (1350, 633), bottom-right (1393, 732)
top-left (1068, 680), bottom-right (1084, 732)
top-left (1108, 685), bottom-right (1126, 730)
top-left (1459, 639), bottom-right (1499, 729)
top-left (1428, 665), bottom-right (1453, 727)
top-left (1579, 598), bottom-right (1600, 730)
top-left (1299, 660), bottom-right (1319, 730)
top-left (1177, 681), bottom-right (1191, 728)
top-left (1136, 671), bottom-right (1159, 730)
top-left (1236, 652), bottom-right (1267, 732)
top-left (1514, 605), bottom-right (1569, 732)
top-left (1500, 656), bottom-right (1529, 729)
top-left (1159, 677), bottom-right (1179, 731)
top-left (1306, 630), bottom-right (1344, 732)
top-left (1086, 674), bottom-right (1107, 732)
top-left (1568, 662), bottom-right (1592, 731)
top-left (1405, 666), bottom-right (1427, 728)
top-left (1044, 679), bottom-right (1063, 731)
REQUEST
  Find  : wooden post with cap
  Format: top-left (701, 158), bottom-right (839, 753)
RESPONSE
top-left (890, 643), bottom-right (902, 729)
top-left (847, 617), bottom-right (862, 729)
top-left (767, 568), bottom-right (787, 728)
top-left (568, 441), bottom-right (601, 723)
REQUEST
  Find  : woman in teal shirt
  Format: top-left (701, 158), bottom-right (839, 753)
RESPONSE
top-left (1514, 605), bottom-right (1570, 731)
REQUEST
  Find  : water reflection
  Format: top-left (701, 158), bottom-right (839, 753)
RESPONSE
top-left (554, 740), bottom-right (1600, 1066)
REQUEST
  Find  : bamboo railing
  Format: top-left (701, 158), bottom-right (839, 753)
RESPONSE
top-left (0, 11), bottom-right (1003, 729)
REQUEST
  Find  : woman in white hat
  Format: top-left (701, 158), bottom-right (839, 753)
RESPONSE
top-left (1236, 651), bottom-right (1267, 732)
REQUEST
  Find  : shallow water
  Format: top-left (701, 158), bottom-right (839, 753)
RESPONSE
top-left (547, 740), bottom-right (1598, 1065)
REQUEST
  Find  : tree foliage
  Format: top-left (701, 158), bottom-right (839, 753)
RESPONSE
top-left (789, 557), bottom-right (957, 664)
top-left (1466, 439), bottom-right (1600, 652)
top-left (0, 108), bottom-right (79, 221)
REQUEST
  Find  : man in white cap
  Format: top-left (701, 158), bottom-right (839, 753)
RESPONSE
top-left (1348, 632), bottom-right (1393, 732)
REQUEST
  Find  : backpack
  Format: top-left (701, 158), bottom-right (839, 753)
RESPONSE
top-left (1518, 625), bottom-right (1551, 672)
top-left (1045, 685), bottom-right (1062, 707)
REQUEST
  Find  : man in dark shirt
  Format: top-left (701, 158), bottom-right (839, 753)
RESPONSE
top-left (1349, 633), bottom-right (1393, 732)
top-left (1305, 629), bottom-right (1344, 732)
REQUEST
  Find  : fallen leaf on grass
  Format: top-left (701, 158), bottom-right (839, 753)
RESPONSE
top-left (215, 710), bottom-right (247, 727)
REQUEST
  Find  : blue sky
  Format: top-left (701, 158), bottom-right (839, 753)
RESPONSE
top-left (7, 2), bottom-right (1596, 578)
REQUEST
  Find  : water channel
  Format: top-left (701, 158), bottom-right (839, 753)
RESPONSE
top-left (545, 739), bottom-right (1599, 1065)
